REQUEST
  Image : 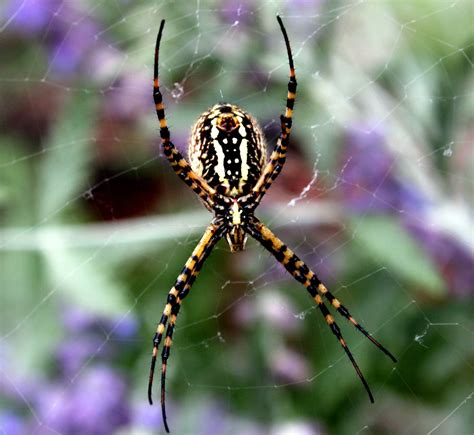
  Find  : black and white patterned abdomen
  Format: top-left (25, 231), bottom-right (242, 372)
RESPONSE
top-left (189, 104), bottom-right (266, 197)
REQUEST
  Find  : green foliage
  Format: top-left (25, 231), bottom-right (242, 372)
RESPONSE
top-left (37, 93), bottom-right (98, 220)
top-left (351, 216), bottom-right (445, 295)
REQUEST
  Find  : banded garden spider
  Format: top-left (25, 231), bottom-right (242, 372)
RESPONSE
top-left (148, 16), bottom-right (396, 433)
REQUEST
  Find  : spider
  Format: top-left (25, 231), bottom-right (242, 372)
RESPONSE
top-left (148, 16), bottom-right (397, 433)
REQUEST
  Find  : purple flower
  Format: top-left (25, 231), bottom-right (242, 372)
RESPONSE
top-left (35, 365), bottom-right (130, 434)
top-left (406, 222), bottom-right (474, 297)
top-left (48, 16), bottom-right (100, 75)
top-left (131, 401), bottom-right (163, 429)
top-left (56, 306), bottom-right (138, 376)
top-left (61, 306), bottom-right (138, 340)
top-left (61, 305), bottom-right (98, 332)
top-left (56, 337), bottom-right (106, 377)
top-left (4, 0), bottom-right (59, 33)
top-left (4, 1), bottom-right (118, 78)
top-left (0, 411), bottom-right (26, 435)
top-left (269, 347), bottom-right (310, 382)
top-left (342, 125), bottom-right (427, 214)
top-left (1, 305), bottom-right (138, 433)
top-left (197, 401), bottom-right (229, 435)
top-left (234, 290), bottom-right (301, 333)
top-left (290, 0), bottom-right (325, 7)
top-left (0, 345), bottom-right (45, 403)
top-left (104, 71), bottom-right (150, 120)
top-left (219, 0), bottom-right (253, 25)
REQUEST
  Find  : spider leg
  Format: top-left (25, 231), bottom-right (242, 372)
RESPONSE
top-left (160, 258), bottom-right (205, 433)
top-left (317, 283), bottom-right (397, 362)
top-left (245, 217), bottom-right (396, 401)
top-left (154, 20), bottom-right (216, 209)
top-left (148, 220), bottom-right (224, 432)
top-left (253, 16), bottom-right (297, 203)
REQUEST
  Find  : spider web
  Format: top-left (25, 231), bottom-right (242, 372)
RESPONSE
top-left (0, 1), bottom-right (472, 434)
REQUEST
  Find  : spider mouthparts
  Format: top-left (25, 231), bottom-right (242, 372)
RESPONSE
top-left (226, 227), bottom-right (247, 252)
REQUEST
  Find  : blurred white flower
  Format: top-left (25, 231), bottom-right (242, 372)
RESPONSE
top-left (234, 289), bottom-right (301, 333)
top-left (271, 420), bottom-right (325, 435)
top-left (269, 347), bottom-right (310, 383)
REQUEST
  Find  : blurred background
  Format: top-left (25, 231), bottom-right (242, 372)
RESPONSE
top-left (0, 1), bottom-right (472, 434)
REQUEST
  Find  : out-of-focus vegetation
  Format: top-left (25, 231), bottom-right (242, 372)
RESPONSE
top-left (0, 1), bottom-right (472, 434)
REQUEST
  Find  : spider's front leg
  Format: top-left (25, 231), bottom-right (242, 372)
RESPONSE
top-left (245, 217), bottom-right (396, 401)
top-left (153, 20), bottom-right (216, 210)
top-left (253, 16), bottom-right (297, 205)
top-left (148, 219), bottom-right (225, 432)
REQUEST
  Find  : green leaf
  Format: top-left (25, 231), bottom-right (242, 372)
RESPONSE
top-left (37, 93), bottom-right (98, 220)
top-left (351, 215), bottom-right (445, 295)
top-left (44, 247), bottom-right (130, 316)
top-left (0, 136), bottom-right (35, 226)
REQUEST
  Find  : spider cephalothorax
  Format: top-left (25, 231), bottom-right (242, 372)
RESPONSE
top-left (148, 17), bottom-right (396, 433)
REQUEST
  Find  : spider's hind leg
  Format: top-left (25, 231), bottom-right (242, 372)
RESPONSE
top-left (317, 283), bottom-right (397, 363)
top-left (148, 220), bottom-right (224, 433)
top-left (314, 294), bottom-right (375, 402)
top-left (245, 217), bottom-right (396, 402)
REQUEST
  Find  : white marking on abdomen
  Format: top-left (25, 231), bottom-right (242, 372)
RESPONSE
top-left (240, 138), bottom-right (249, 180)
top-left (213, 139), bottom-right (226, 181)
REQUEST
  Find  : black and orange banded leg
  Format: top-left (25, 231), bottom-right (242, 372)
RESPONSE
top-left (313, 294), bottom-right (375, 401)
top-left (254, 16), bottom-right (297, 203)
top-left (148, 221), bottom-right (223, 414)
top-left (158, 227), bottom-right (224, 433)
top-left (153, 20), bottom-right (216, 209)
top-left (317, 283), bottom-right (397, 363)
top-left (245, 217), bottom-right (396, 402)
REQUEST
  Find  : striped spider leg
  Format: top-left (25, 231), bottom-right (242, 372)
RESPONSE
top-left (245, 217), bottom-right (397, 401)
top-left (153, 20), bottom-right (217, 211)
top-left (148, 220), bottom-right (225, 432)
top-left (251, 15), bottom-right (297, 207)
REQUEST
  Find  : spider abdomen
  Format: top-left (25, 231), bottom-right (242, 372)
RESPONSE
top-left (189, 104), bottom-right (266, 197)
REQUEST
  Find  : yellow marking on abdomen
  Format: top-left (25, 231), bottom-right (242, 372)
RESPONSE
top-left (240, 139), bottom-right (249, 180)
